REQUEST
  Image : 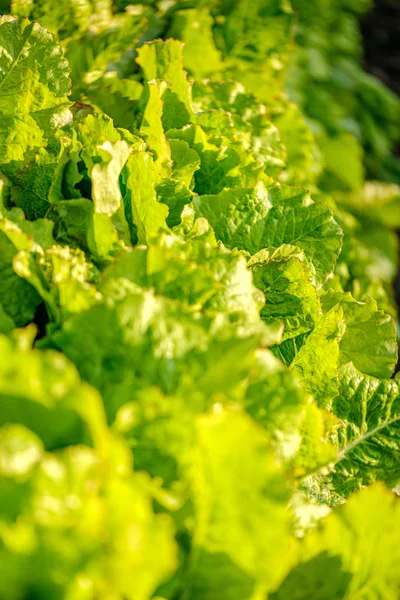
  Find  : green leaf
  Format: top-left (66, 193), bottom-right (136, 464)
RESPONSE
top-left (0, 333), bottom-right (103, 450)
top-left (0, 304), bottom-right (14, 333)
top-left (192, 80), bottom-right (286, 179)
top-left (66, 11), bottom-right (146, 95)
top-left (184, 410), bottom-right (291, 599)
top-left (330, 363), bottom-right (400, 497)
top-left (244, 348), bottom-right (307, 462)
top-left (45, 257), bottom-right (274, 421)
top-left (0, 16), bottom-right (71, 166)
top-left (300, 484), bottom-right (400, 600)
top-left (124, 151), bottom-right (169, 244)
top-left (84, 75), bottom-right (143, 129)
top-left (46, 114), bottom-right (136, 258)
top-left (271, 100), bottom-right (322, 187)
top-left (289, 304), bottom-right (345, 408)
top-left (319, 133), bottom-right (364, 191)
top-left (168, 124), bottom-right (262, 195)
top-left (9, 143), bottom-right (61, 219)
top-left (271, 551), bottom-right (352, 600)
top-left (48, 197), bottom-right (124, 261)
top-left (101, 231), bottom-right (271, 344)
top-left (249, 244), bottom-right (321, 341)
top-left (337, 210), bottom-right (398, 285)
top-left (169, 138), bottom-right (200, 189)
top-left (0, 217), bottom-right (42, 326)
top-left (156, 178), bottom-right (194, 228)
top-left (42, 288), bottom-right (213, 420)
top-left (0, 424), bottom-right (43, 523)
top-left (13, 245), bottom-right (101, 324)
top-left (321, 290), bottom-right (397, 379)
top-left (0, 431), bottom-right (177, 600)
top-left (194, 182), bottom-right (343, 285)
top-left (168, 8), bottom-right (224, 79)
top-left (136, 39), bottom-right (193, 129)
top-left (139, 80), bottom-right (172, 177)
top-left (210, 0), bottom-right (293, 100)
top-left (337, 181), bottom-right (400, 228)
top-left (294, 403), bottom-right (337, 476)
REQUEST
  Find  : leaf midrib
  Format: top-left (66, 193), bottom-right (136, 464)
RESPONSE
top-left (337, 414), bottom-right (400, 462)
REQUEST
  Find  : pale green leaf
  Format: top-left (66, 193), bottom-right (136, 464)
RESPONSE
top-left (184, 410), bottom-right (291, 599)
top-left (290, 305), bottom-right (345, 408)
top-left (321, 291), bottom-right (397, 379)
top-left (0, 16), bottom-right (71, 166)
top-left (249, 244), bottom-right (321, 341)
top-left (124, 151), bottom-right (169, 244)
top-left (194, 182), bottom-right (343, 285)
top-left (330, 363), bottom-right (400, 497)
top-left (168, 9), bottom-right (224, 79)
top-left (301, 484), bottom-right (400, 600)
top-left (136, 39), bottom-right (193, 129)
top-left (139, 80), bottom-right (172, 177)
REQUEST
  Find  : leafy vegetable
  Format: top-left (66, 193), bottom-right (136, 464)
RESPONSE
top-left (0, 16), bottom-right (71, 166)
top-left (0, 0), bottom-right (399, 598)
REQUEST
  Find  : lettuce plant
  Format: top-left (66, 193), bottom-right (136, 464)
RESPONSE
top-left (0, 1), bottom-right (399, 599)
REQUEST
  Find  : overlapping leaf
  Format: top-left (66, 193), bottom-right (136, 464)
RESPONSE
top-left (0, 16), bottom-right (71, 166)
top-left (0, 4), bottom-right (399, 600)
top-left (330, 363), bottom-right (400, 497)
top-left (194, 182), bottom-right (343, 285)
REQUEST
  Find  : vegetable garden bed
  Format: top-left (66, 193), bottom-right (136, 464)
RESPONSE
top-left (0, 1), bottom-right (399, 599)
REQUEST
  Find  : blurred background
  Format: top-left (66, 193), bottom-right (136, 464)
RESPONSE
top-left (362, 0), bottom-right (400, 365)
top-left (363, 0), bottom-right (400, 96)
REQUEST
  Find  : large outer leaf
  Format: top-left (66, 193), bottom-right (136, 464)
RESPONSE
top-left (101, 233), bottom-right (266, 333)
top-left (0, 16), bottom-right (71, 165)
top-left (321, 291), bottom-right (397, 379)
top-left (330, 363), bottom-right (400, 496)
top-left (290, 304), bottom-right (345, 408)
top-left (273, 484), bottom-right (400, 600)
top-left (194, 182), bottom-right (342, 285)
top-left (304, 484), bottom-right (400, 599)
top-left (249, 245), bottom-right (321, 341)
top-left (47, 249), bottom-right (273, 422)
top-left (184, 410), bottom-right (291, 599)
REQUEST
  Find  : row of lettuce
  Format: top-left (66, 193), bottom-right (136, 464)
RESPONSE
top-left (0, 1), bottom-right (399, 599)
